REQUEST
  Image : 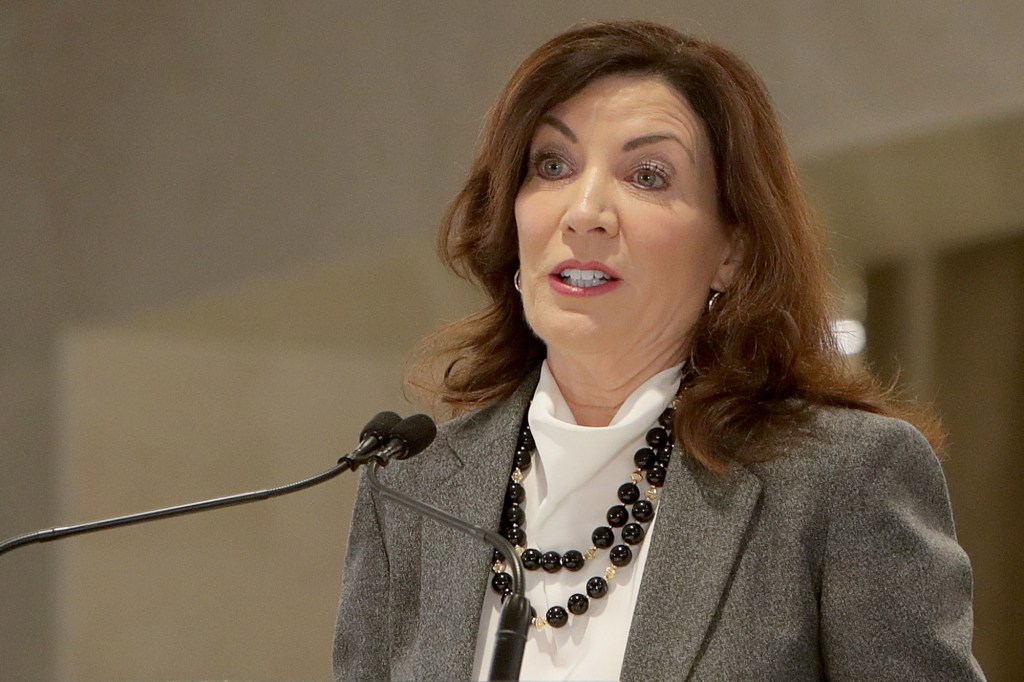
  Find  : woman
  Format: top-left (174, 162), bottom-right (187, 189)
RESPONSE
top-left (334, 21), bottom-right (985, 681)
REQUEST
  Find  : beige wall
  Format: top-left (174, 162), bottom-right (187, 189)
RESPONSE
top-left (3, 2), bottom-right (1023, 680)
top-left (58, 331), bottom-right (392, 680)
top-left (54, 235), bottom-right (481, 680)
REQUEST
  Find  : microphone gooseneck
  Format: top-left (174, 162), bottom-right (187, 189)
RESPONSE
top-left (0, 412), bottom-right (404, 557)
top-left (364, 417), bottom-right (530, 681)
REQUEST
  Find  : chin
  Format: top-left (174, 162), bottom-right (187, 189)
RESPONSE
top-left (531, 316), bottom-right (619, 356)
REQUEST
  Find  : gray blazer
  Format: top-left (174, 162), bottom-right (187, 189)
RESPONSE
top-left (334, 374), bottom-right (985, 681)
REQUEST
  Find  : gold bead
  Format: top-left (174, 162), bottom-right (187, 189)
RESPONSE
top-left (534, 617), bottom-right (547, 630)
top-left (646, 487), bottom-right (658, 500)
top-left (583, 547), bottom-right (596, 561)
top-left (630, 471), bottom-right (643, 483)
top-left (511, 469), bottom-right (523, 483)
top-left (515, 545), bottom-right (525, 556)
top-left (493, 561), bottom-right (505, 573)
top-left (605, 566), bottom-right (617, 580)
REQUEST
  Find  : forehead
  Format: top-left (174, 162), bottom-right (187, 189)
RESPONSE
top-left (537, 74), bottom-right (706, 146)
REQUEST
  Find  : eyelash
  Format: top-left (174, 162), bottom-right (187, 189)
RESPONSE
top-left (528, 150), bottom-right (672, 191)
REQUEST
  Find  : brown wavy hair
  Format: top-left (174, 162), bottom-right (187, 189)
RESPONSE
top-left (410, 20), bottom-right (941, 471)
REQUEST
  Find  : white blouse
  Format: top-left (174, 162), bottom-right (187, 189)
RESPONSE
top-left (471, 361), bottom-right (682, 681)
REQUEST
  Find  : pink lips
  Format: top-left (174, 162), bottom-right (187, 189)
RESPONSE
top-left (548, 260), bottom-right (622, 297)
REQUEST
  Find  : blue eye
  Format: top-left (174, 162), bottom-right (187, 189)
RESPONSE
top-left (632, 163), bottom-right (668, 189)
top-left (542, 159), bottom-right (564, 177)
top-left (532, 152), bottom-right (571, 180)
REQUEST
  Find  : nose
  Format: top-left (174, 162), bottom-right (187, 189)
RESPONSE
top-left (560, 168), bottom-right (619, 238)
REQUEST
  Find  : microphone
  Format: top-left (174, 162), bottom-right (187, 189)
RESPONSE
top-left (0, 411), bottom-right (404, 557)
top-left (362, 416), bottom-right (530, 681)
top-left (343, 410), bottom-right (402, 466)
top-left (373, 413), bottom-right (437, 464)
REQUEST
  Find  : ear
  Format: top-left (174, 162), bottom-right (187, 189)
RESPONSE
top-left (710, 230), bottom-right (745, 292)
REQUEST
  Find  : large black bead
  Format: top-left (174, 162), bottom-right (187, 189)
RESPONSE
top-left (617, 482), bottom-right (640, 504)
top-left (592, 526), bottom-right (614, 548)
top-left (505, 526), bottom-right (525, 546)
top-left (656, 446), bottom-right (672, 467)
top-left (521, 548), bottom-right (542, 570)
top-left (546, 606), bottom-right (569, 628)
top-left (606, 505), bottom-right (628, 528)
top-left (491, 571), bottom-right (512, 595)
top-left (610, 544), bottom-right (633, 567)
top-left (632, 500), bottom-right (654, 522)
top-left (541, 551), bottom-right (562, 573)
top-left (514, 448), bottom-right (532, 472)
top-left (633, 447), bottom-right (656, 470)
top-left (561, 549), bottom-right (585, 571)
top-left (492, 548), bottom-right (504, 564)
top-left (567, 593), bottom-right (590, 615)
top-left (503, 504), bottom-right (525, 527)
top-left (646, 426), bottom-right (669, 448)
top-left (507, 482), bottom-right (525, 504)
top-left (586, 576), bottom-right (608, 599)
top-left (521, 427), bottom-right (535, 449)
top-left (646, 465), bottom-right (667, 487)
top-left (621, 522), bottom-right (646, 545)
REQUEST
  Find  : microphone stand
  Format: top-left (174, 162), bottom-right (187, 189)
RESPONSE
top-left (366, 460), bottom-right (531, 682)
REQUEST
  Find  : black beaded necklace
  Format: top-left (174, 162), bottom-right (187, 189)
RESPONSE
top-left (490, 403), bottom-right (676, 630)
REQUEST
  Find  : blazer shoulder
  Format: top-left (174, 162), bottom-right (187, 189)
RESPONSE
top-left (778, 405), bottom-right (933, 466)
top-left (747, 406), bottom-right (943, 501)
top-left (800, 406), bottom-right (934, 469)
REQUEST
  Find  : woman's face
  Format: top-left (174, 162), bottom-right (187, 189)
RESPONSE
top-left (515, 75), bottom-right (740, 369)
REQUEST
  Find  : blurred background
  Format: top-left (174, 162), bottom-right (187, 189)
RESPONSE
top-left (1, 1), bottom-right (1021, 680)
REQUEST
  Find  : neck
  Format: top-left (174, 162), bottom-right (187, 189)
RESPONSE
top-left (545, 351), bottom-right (679, 427)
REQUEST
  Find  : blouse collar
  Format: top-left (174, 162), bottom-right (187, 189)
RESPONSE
top-left (526, 361), bottom-right (682, 531)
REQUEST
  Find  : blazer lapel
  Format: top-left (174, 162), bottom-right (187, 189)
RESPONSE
top-left (621, 451), bottom-right (764, 682)
top-left (413, 374), bottom-right (538, 680)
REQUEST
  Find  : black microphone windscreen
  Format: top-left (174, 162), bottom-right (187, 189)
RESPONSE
top-left (361, 411), bottom-right (402, 441)
top-left (390, 414), bottom-right (437, 459)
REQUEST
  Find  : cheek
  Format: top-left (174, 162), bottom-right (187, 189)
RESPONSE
top-left (644, 219), bottom-right (728, 294)
top-left (514, 192), bottom-right (552, 263)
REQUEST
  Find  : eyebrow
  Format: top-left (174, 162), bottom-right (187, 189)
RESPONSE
top-left (622, 133), bottom-right (694, 163)
top-left (537, 115), bottom-right (577, 143)
top-left (536, 116), bottom-right (695, 164)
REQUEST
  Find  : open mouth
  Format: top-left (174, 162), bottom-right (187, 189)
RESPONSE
top-left (558, 268), bottom-right (614, 288)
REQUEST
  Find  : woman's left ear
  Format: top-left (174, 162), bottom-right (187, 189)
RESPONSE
top-left (710, 232), bottom-right (745, 292)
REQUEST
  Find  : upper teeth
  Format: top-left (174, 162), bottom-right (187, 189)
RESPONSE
top-left (560, 269), bottom-right (611, 287)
